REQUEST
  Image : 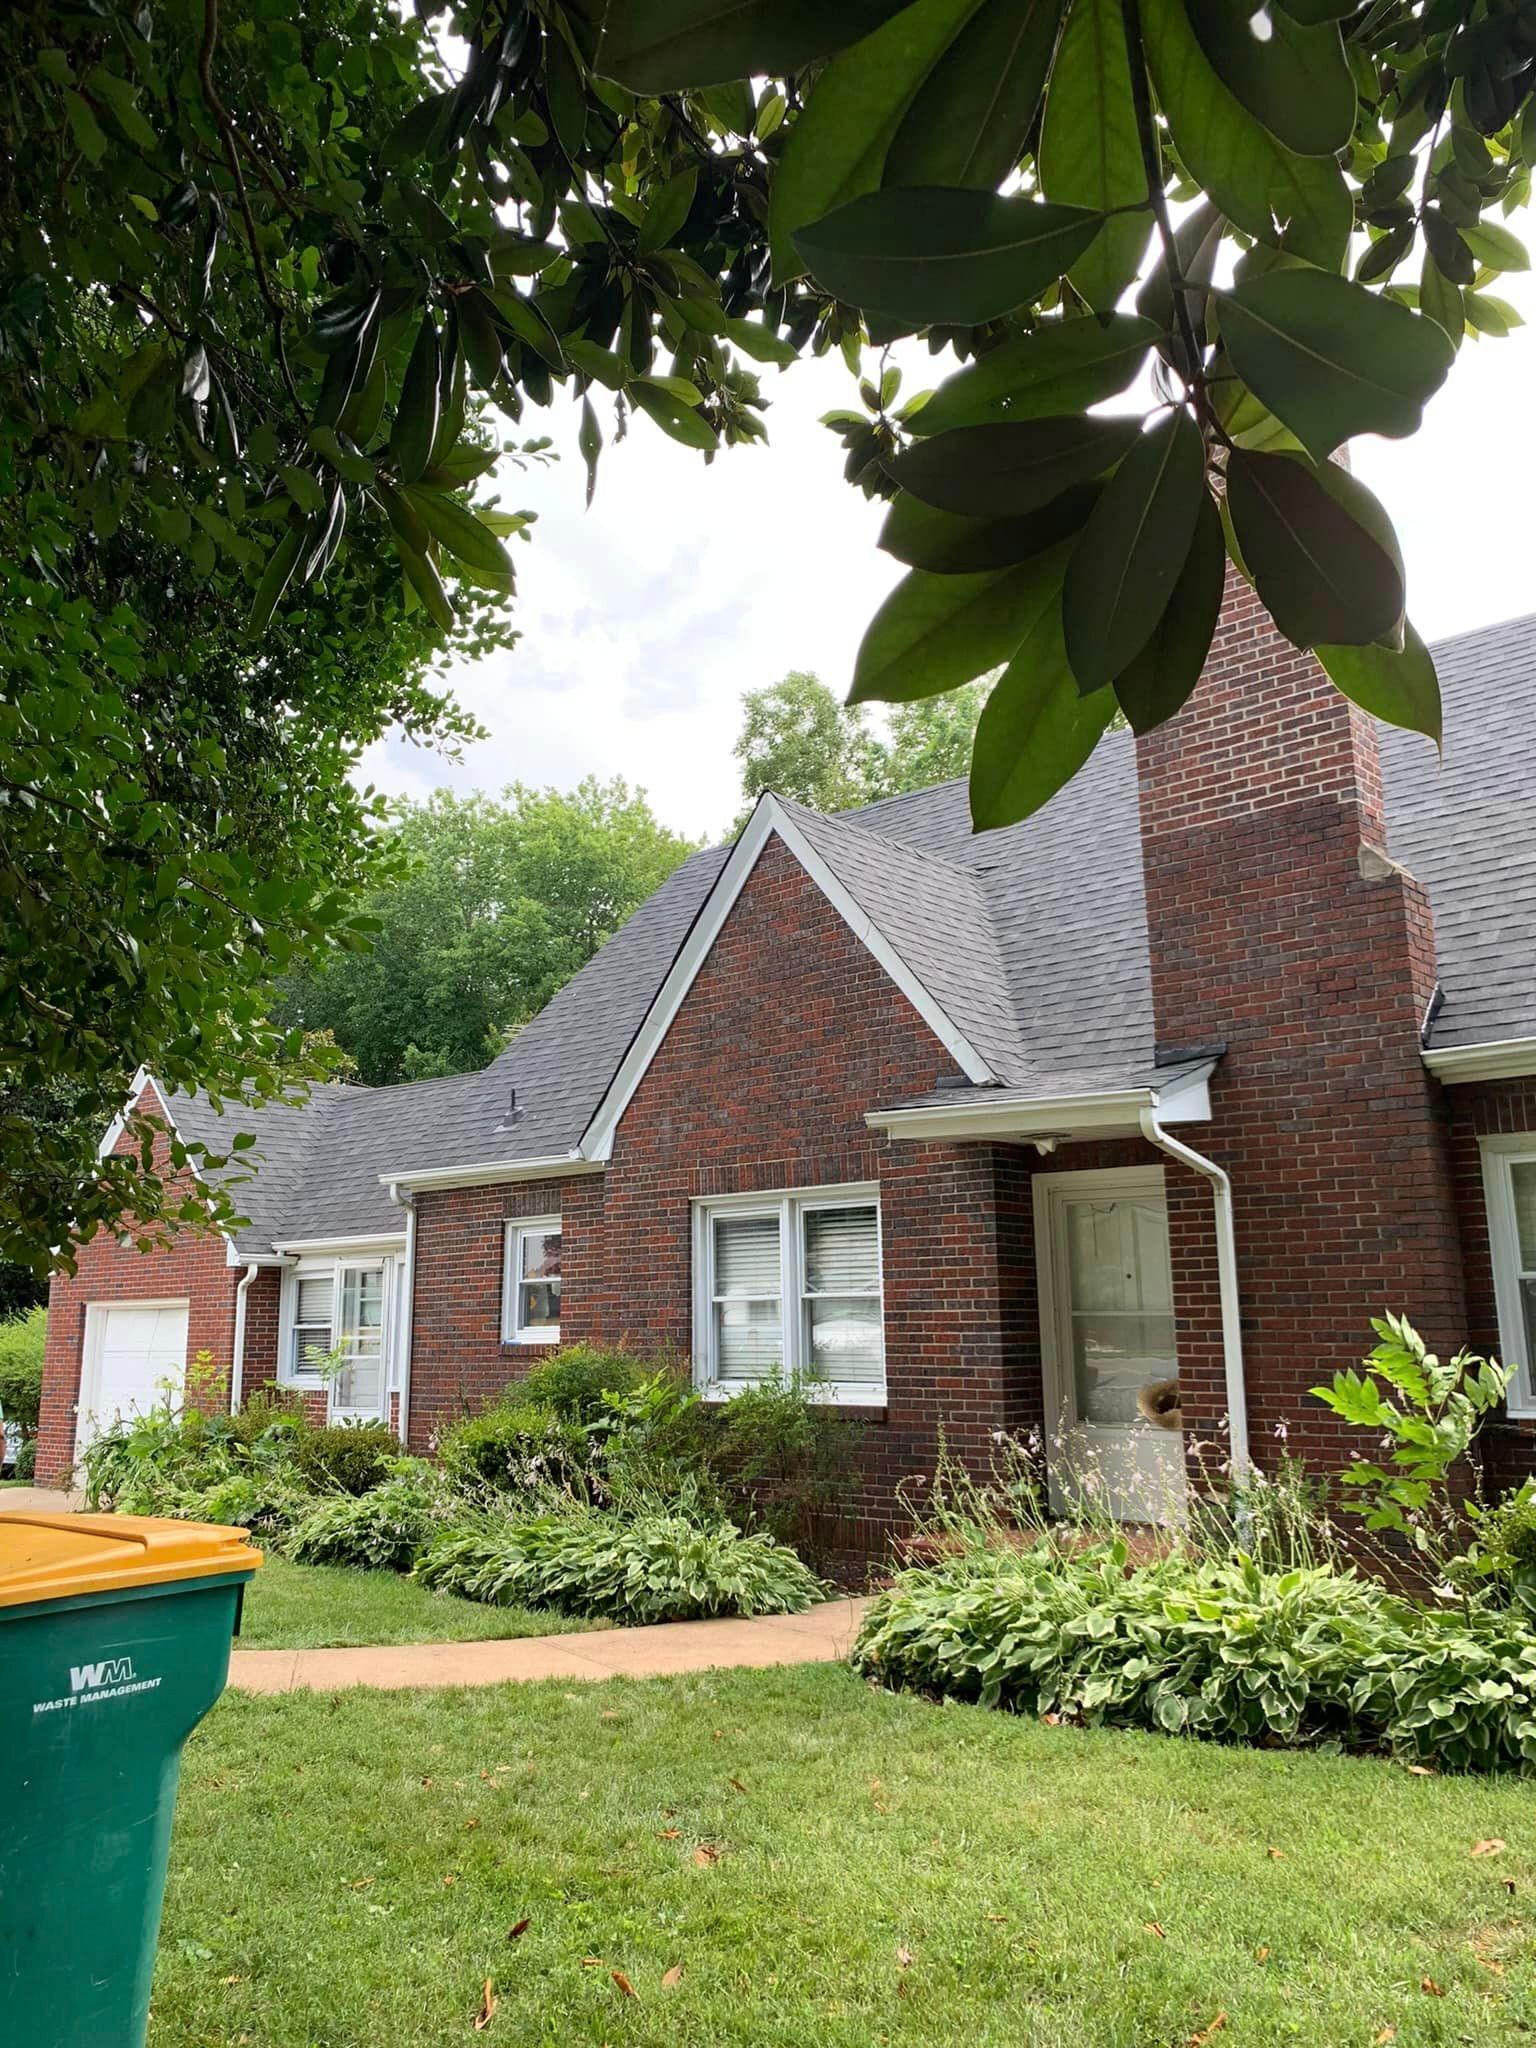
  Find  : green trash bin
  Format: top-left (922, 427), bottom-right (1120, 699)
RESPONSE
top-left (0, 1510), bottom-right (262, 2047)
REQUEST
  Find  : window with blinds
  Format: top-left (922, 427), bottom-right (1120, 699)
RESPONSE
top-left (502, 1216), bottom-right (562, 1342)
top-left (290, 1273), bottom-right (334, 1377)
top-left (695, 1188), bottom-right (884, 1399)
top-left (1488, 1150), bottom-right (1536, 1417)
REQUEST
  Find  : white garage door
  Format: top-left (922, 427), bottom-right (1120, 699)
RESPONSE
top-left (78, 1302), bottom-right (189, 1454)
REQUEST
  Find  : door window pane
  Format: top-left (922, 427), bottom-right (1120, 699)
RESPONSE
top-left (291, 1274), bottom-right (333, 1377)
top-left (1062, 1197), bottom-right (1177, 1427)
top-left (334, 1266), bottom-right (384, 1413)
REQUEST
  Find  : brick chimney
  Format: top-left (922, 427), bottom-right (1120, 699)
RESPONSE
top-left (1136, 570), bottom-right (1466, 1473)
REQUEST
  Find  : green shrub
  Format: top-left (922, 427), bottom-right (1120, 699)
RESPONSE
top-left (15, 1435), bottom-right (35, 1481)
top-left (417, 1505), bottom-right (825, 1623)
top-left (712, 1372), bottom-right (861, 1567)
top-left (182, 1469), bottom-right (315, 1538)
top-left (854, 1537), bottom-right (1536, 1773)
top-left (593, 1369), bottom-right (720, 1509)
top-left (519, 1344), bottom-right (643, 1422)
top-left (287, 1466), bottom-right (453, 1572)
top-left (438, 1402), bottom-right (593, 1495)
top-left (0, 1305), bottom-right (46, 1431)
top-left (291, 1422), bottom-right (398, 1497)
top-left (83, 1402), bottom-right (238, 1510)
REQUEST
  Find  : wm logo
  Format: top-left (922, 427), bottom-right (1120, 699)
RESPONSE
top-left (70, 1657), bottom-right (134, 1693)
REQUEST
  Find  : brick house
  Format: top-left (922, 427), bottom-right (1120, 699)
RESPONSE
top-left (37, 586), bottom-right (1536, 1536)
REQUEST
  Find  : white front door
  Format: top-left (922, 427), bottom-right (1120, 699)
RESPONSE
top-left (1036, 1169), bottom-right (1187, 1522)
top-left (328, 1263), bottom-right (388, 1425)
top-left (77, 1301), bottom-right (189, 1456)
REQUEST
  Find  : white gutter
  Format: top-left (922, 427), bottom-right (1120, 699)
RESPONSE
top-left (1138, 1105), bottom-right (1251, 1482)
top-left (386, 1180), bottom-right (417, 1451)
top-left (1422, 1035), bottom-right (1536, 1084)
top-left (866, 1064), bottom-right (1214, 1146)
top-left (230, 1259), bottom-right (262, 1414)
top-left (378, 1152), bottom-right (605, 1195)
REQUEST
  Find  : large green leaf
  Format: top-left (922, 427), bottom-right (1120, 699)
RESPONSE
top-left (794, 189), bottom-right (1103, 326)
top-left (879, 484), bottom-right (1099, 573)
top-left (595, 0), bottom-right (918, 90)
top-left (630, 378), bottom-right (720, 450)
top-left (768, 0), bottom-right (984, 286)
top-left (1184, 0), bottom-right (1355, 157)
top-left (1216, 269), bottom-right (1454, 462)
top-left (401, 488), bottom-right (516, 590)
top-left (1038, 0), bottom-right (1153, 312)
top-left (1062, 408), bottom-right (1207, 692)
top-left (885, 0), bottom-right (1065, 191)
top-left (1313, 459), bottom-right (1408, 651)
top-left (1141, 0), bottom-right (1350, 271)
top-left (890, 414), bottom-right (1139, 516)
top-left (970, 588), bottom-right (1119, 826)
top-left (1225, 450), bottom-right (1404, 649)
top-left (1113, 492), bottom-right (1225, 734)
top-left (912, 314), bottom-right (1159, 436)
top-left (389, 315), bottom-right (441, 486)
top-left (1317, 625), bottom-right (1442, 747)
top-left (849, 549), bottom-right (1068, 704)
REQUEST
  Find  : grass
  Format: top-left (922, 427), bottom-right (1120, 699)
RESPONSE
top-left (152, 1664), bottom-right (1536, 2047)
top-left (235, 1555), bottom-right (606, 1651)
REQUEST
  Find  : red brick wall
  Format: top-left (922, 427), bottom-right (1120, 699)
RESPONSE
top-left (1137, 571), bottom-right (1469, 1480)
top-left (407, 1173), bottom-right (604, 1452)
top-left (37, 1084), bottom-right (241, 1483)
top-left (1446, 1078), bottom-right (1536, 1491)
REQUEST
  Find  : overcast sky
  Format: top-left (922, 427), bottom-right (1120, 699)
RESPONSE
top-left (360, 265), bottom-right (1536, 846)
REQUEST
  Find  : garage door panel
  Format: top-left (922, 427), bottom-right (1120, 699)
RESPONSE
top-left (78, 1303), bottom-right (189, 1453)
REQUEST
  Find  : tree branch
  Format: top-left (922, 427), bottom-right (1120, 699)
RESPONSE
top-left (1119, 0), bottom-right (1204, 394)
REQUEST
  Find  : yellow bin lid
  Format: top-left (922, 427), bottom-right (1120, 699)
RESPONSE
top-left (0, 1512), bottom-right (262, 1608)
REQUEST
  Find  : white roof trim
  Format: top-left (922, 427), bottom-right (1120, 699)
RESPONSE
top-left (378, 1153), bottom-right (605, 1194)
top-left (1422, 1035), bottom-right (1536, 1084)
top-left (96, 1065), bottom-right (157, 1160)
top-left (865, 1064), bottom-right (1214, 1144)
top-left (270, 1232), bottom-right (406, 1255)
top-left (579, 794), bottom-right (995, 1163)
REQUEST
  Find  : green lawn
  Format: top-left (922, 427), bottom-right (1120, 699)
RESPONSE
top-left (152, 1665), bottom-right (1535, 2047)
top-left (236, 1555), bottom-right (605, 1650)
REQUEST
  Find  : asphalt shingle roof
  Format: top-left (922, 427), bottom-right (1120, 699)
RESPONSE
top-left (169, 612), bottom-right (1536, 1251)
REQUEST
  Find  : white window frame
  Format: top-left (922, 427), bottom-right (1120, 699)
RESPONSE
top-left (690, 1183), bottom-right (884, 1405)
top-left (276, 1250), bottom-right (395, 1411)
top-left (1478, 1135), bottom-right (1536, 1419)
top-left (502, 1214), bottom-right (562, 1344)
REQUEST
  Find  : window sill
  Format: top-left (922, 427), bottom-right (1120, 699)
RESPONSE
top-left (698, 1381), bottom-right (886, 1411)
top-left (503, 1329), bottom-right (560, 1347)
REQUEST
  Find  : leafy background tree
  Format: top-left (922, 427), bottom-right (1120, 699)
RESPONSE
top-left (734, 672), bottom-right (985, 823)
top-left (7, 0), bottom-right (1536, 1265)
top-left (274, 781), bottom-right (695, 1086)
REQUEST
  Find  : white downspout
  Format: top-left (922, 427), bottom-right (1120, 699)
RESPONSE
top-left (386, 1181), bottom-right (417, 1449)
top-left (230, 1259), bottom-right (261, 1414)
top-left (1138, 1105), bottom-right (1251, 1481)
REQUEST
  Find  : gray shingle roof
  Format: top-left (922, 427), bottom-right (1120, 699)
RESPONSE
top-left (168, 612), bottom-right (1536, 1251)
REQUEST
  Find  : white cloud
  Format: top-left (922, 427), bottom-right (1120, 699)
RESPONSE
top-left (360, 267), bottom-right (1536, 843)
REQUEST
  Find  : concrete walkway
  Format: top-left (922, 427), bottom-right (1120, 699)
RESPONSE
top-left (229, 1596), bottom-right (871, 1694)
top-left (0, 1485), bottom-right (82, 1513)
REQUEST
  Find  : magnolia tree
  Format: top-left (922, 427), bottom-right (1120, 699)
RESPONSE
top-left (4, 0), bottom-right (1532, 1257)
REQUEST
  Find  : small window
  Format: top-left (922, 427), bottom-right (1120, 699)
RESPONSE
top-left (290, 1273), bottom-right (334, 1379)
top-left (693, 1187), bottom-right (884, 1402)
top-left (1482, 1143), bottom-right (1536, 1418)
top-left (504, 1216), bottom-right (561, 1343)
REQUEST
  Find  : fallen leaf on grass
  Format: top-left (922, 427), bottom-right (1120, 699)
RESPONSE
top-left (1254, 1946), bottom-right (1271, 1963)
top-left (1146, 1922), bottom-right (1166, 1940)
top-left (728, 1777), bottom-right (748, 1795)
top-left (473, 1980), bottom-right (496, 2031)
top-left (600, 1711), bottom-right (620, 1722)
top-left (221, 1974), bottom-right (246, 1986)
top-left (465, 1819), bottom-right (480, 1831)
top-left (1471, 1839), bottom-right (1507, 1858)
top-left (506, 1919), bottom-right (530, 1943)
top-left (611, 1971), bottom-right (637, 2000)
top-left (661, 1965), bottom-right (684, 1990)
top-left (1188, 2015), bottom-right (1226, 2047)
top-left (693, 1844), bottom-right (719, 1868)
top-left (1265, 1846), bottom-right (1285, 1860)
top-left (896, 1946), bottom-right (914, 1969)
top-left (1405, 1764), bottom-right (1434, 1776)
top-left (1373, 2029), bottom-right (1396, 2043)
top-left (581, 1958), bottom-right (602, 1969)
top-left (443, 1873), bottom-right (458, 1887)
top-left (986, 1914), bottom-right (1008, 1925)
top-left (1421, 1976), bottom-right (1445, 1996)
top-left (658, 1829), bottom-right (682, 1842)
top-left (349, 1877), bottom-right (375, 1892)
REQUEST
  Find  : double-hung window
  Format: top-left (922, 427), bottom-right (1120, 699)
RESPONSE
top-left (288, 1272), bottom-right (335, 1381)
top-left (694, 1186), bottom-right (884, 1403)
top-left (1480, 1138), bottom-right (1536, 1417)
top-left (503, 1215), bottom-right (561, 1343)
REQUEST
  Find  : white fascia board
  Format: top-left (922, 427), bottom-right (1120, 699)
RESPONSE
top-left (580, 794), bottom-right (995, 1163)
top-left (270, 1232), bottom-right (407, 1256)
top-left (379, 1153), bottom-right (605, 1194)
top-left (866, 1064), bottom-right (1213, 1145)
top-left (1422, 1036), bottom-right (1536, 1084)
top-left (96, 1065), bottom-right (157, 1159)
